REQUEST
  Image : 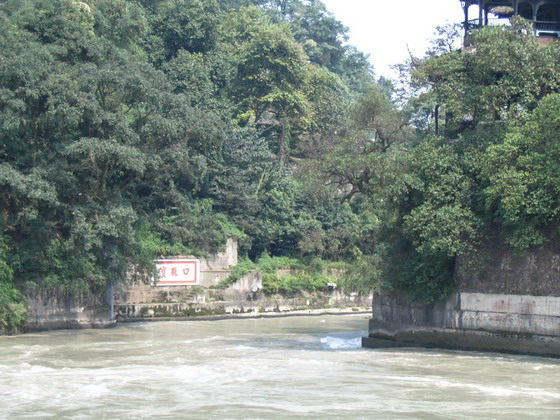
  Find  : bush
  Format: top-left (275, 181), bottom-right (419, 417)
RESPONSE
top-left (215, 258), bottom-right (254, 289)
top-left (0, 282), bottom-right (27, 334)
top-left (0, 229), bottom-right (27, 334)
top-left (261, 272), bottom-right (334, 295)
top-left (256, 254), bottom-right (303, 273)
top-left (383, 247), bottom-right (457, 304)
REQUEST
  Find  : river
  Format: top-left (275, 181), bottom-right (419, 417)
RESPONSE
top-left (0, 315), bottom-right (559, 419)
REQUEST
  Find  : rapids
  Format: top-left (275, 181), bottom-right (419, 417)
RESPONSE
top-left (1, 315), bottom-right (558, 419)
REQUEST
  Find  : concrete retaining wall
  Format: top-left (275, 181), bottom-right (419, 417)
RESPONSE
top-left (18, 237), bottom-right (370, 331)
top-left (24, 288), bottom-right (114, 331)
top-left (115, 270), bottom-right (371, 319)
top-left (460, 293), bottom-right (560, 336)
top-left (199, 237), bottom-right (238, 272)
top-left (19, 239), bottom-right (241, 332)
top-left (363, 292), bottom-right (560, 357)
top-left (115, 239), bottom-right (372, 320)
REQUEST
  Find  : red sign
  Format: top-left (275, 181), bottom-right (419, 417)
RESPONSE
top-left (152, 259), bottom-right (200, 286)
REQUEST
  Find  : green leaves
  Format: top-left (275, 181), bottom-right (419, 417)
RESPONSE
top-left (411, 23), bottom-right (560, 137)
top-left (0, 219), bottom-right (26, 333)
top-left (484, 93), bottom-right (560, 250)
top-left (227, 9), bottom-right (310, 122)
top-left (0, 283), bottom-right (26, 334)
top-left (403, 138), bottom-right (480, 255)
top-left (0, 0), bottom-right (387, 301)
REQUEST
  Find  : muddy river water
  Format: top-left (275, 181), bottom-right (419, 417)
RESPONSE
top-left (1, 315), bottom-right (559, 419)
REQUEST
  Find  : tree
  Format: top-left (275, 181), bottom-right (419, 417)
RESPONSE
top-left (224, 7), bottom-right (310, 162)
top-left (287, 0), bottom-right (373, 91)
top-left (411, 19), bottom-right (560, 137)
top-left (147, 0), bottom-right (222, 60)
top-left (0, 0), bottom-right (400, 308)
top-left (370, 22), bottom-right (560, 302)
top-left (484, 93), bottom-right (560, 250)
top-left (0, 1), bottom-right (236, 292)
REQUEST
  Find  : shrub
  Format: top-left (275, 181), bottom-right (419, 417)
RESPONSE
top-left (261, 272), bottom-right (334, 295)
top-left (0, 283), bottom-right (27, 334)
top-left (256, 254), bottom-right (303, 274)
top-left (215, 258), bottom-right (254, 289)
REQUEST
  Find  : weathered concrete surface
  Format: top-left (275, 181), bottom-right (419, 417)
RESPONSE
top-left (115, 242), bottom-right (371, 320)
top-left (363, 292), bottom-right (560, 357)
top-left (115, 270), bottom-right (371, 320)
top-left (456, 232), bottom-right (560, 296)
top-left (363, 326), bottom-right (560, 356)
top-left (200, 237), bottom-right (238, 271)
top-left (118, 307), bottom-right (371, 323)
top-left (17, 240), bottom-right (240, 333)
top-left (24, 288), bottom-right (114, 331)
top-left (364, 233), bottom-right (560, 356)
top-left (460, 293), bottom-right (560, 336)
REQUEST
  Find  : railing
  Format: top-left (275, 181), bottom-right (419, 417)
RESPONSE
top-left (465, 18), bottom-right (560, 36)
top-left (534, 21), bottom-right (560, 31)
top-left (465, 17), bottom-right (512, 30)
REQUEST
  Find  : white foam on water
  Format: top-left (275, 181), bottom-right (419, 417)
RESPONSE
top-left (79, 383), bottom-right (110, 398)
top-left (383, 374), bottom-right (560, 400)
top-left (320, 332), bottom-right (365, 350)
top-left (2, 317), bottom-right (560, 419)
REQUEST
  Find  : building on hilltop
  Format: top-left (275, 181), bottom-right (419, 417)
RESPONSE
top-left (459, 0), bottom-right (560, 43)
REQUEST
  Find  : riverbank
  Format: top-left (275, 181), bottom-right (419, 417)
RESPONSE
top-left (362, 292), bottom-right (560, 358)
top-left (114, 283), bottom-right (371, 323)
top-left (4, 284), bottom-right (371, 334)
top-left (117, 307), bottom-right (371, 323)
top-left (363, 232), bottom-right (560, 357)
top-left (7, 239), bottom-right (371, 334)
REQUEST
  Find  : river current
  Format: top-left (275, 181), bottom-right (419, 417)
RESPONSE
top-left (0, 315), bottom-right (559, 419)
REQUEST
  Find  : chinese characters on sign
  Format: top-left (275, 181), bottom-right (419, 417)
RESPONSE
top-left (152, 259), bottom-right (200, 286)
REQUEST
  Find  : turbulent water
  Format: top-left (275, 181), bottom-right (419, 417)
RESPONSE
top-left (1, 315), bottom-right (559, 419)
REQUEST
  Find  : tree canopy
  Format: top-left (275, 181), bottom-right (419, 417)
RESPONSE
top-left (0, 0), bottom-right (375, 327)
top-left (2, 0), bottom-right (559, 332)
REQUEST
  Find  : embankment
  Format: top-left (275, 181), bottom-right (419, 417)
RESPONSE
top-left (363, 292), bottom-right (560, 356)
top-left (13, 239), bottom-right (370, 332)
top-left (23, 288), bottom-right (115, 331)
top-left (363, 235), bottom-right (560, 356)
top-left (114, 272), bottom-right (370, 321)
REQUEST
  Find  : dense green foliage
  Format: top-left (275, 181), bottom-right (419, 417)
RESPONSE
top-left (255, 254), bottom-right (342, 295)
top-left (0, 228), bottom-right (26, 333)
top-left (318, 22), bottom-right (560, 303)
top-left (0, 0), bottom-right (374, 329)
top-left (2, 0), bottom-right (559, 331)
top-left (217, 254), bottom-right (346, 294)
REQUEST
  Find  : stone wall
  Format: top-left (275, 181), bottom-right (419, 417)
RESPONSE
top-left (456, 232), bottom-right (560, 296)
top-left (199, 237), bottom-right (238, 272)
top-left (364, 233), bottom-right (560, 356)
top-left (19, 237), bottom-right (371, 331)
top-left (363, 292), bottom-right (560, 357)
top-left (114, 238), bottom-right (372, 319)
top-left (115, 270), bottom-right (371, 319)
top-left (460, 293), bottom-right (560, 336)
top-left (24, 288), bottom-right (114, 331)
